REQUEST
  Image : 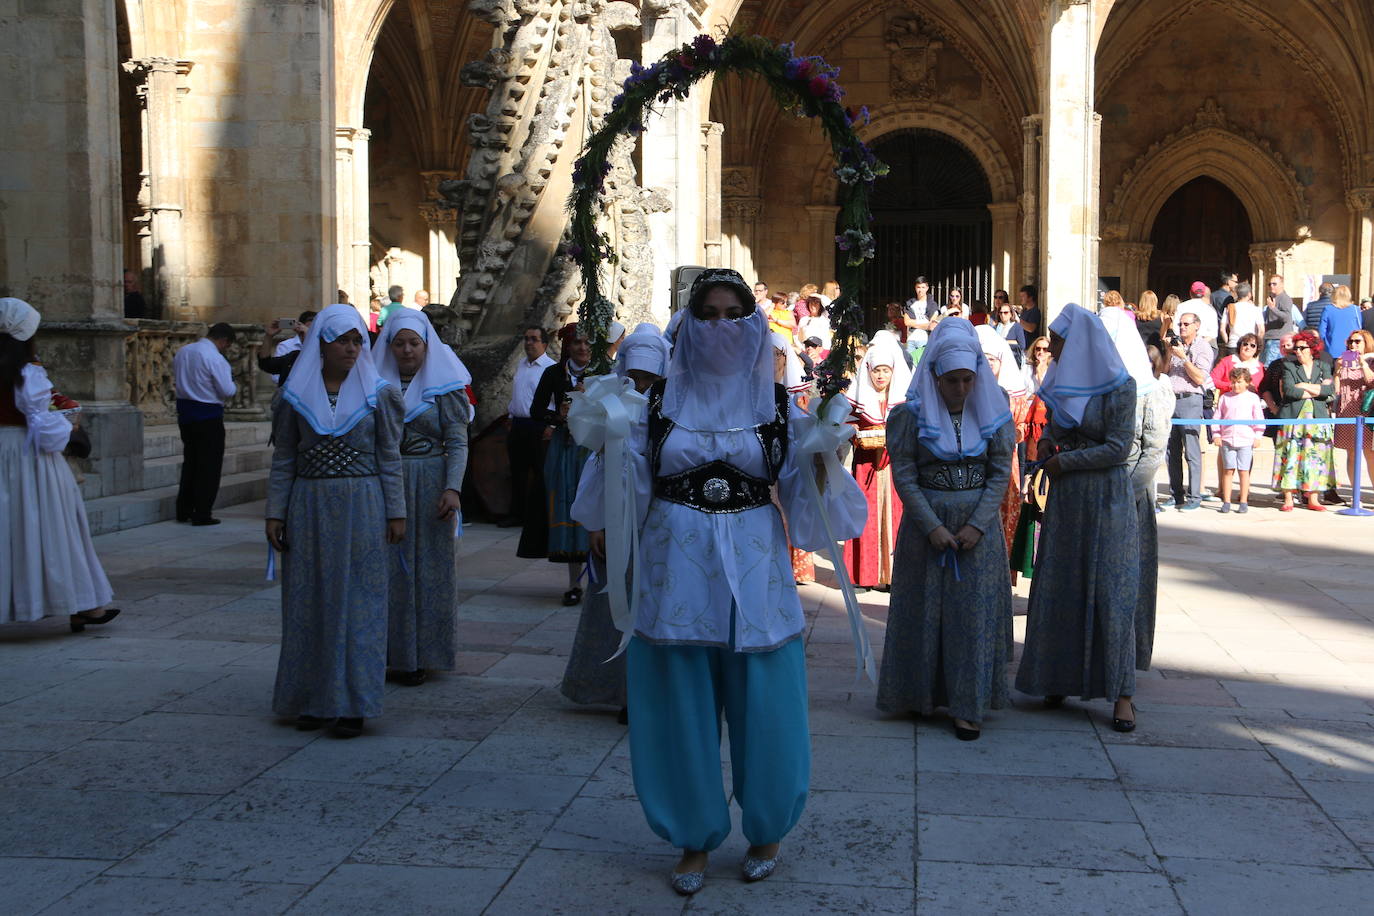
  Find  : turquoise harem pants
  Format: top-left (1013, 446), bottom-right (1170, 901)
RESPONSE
top-left (626, 634), bottom-right (810, 853)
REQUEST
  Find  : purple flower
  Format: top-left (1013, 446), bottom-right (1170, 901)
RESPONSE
top-left (692, 34), bottom-right (717, 58)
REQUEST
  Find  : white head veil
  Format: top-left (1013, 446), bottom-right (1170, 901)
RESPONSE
top-left (0, 298), bottom-right (40, 342)
top-left (1037, 303), bottom-right (1130, 429)
top-left (850, 330), bottom-right (913, 423)
top-left (770, 331), bottom-right (807, 392)
top-left (903, 317), bottom-right (1011, 460)
top-left (974, 324), bottom-right (1027, 397)
top-left (370, 309), bottom-right (472, 422)
top-left (1097, 305), bottom-right (1156, 397)
top-left (614, 323), bottom-right (671, 379)
top-left (281, 303), bottom-right (391, 436)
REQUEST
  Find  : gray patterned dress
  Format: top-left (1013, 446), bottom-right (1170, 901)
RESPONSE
top-left (268, 387), bottom-right (405, 719)
top-left (1015, 380), bottom-right (1140, 702)
top-left (877, 409), bottom-right (1015, 723)
top-left (389, 388), bottom-right (471, 672)
top-left (1127, 383), bottom-right (1173, 671)
top-left (559, 554), bottom-right (627, 707)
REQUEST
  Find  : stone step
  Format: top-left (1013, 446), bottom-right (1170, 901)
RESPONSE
top-left (83, 469), bottom-right (269, 537)
top-left (139, 445), bottom-right (272, 491)
top-left (143, 422), bottom-right (272, 460)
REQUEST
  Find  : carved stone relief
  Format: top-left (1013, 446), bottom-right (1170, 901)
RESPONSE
top-left (886, 13), bottom-right (942, 100)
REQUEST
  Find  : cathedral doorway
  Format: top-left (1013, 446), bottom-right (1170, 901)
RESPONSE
top-left (1147, 176), bottom-right (1254, 300)
top-left (858, 129), bottom-right (992, 327)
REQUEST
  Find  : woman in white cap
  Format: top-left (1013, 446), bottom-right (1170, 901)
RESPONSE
top-left (0, 298), bottom-right (118, 632)
top-left (575, 269), bottom-right (864, 895)
top-left (1015, 303), bottom-right (1141, 733)
top-left (879, 318), bottom-right (1015, 739)
top-left (975, 324), bottom-right (1032, 582)
top-left (563, 324), bottom-right (670, 719)
top-left (845, 329), bottom-right (913, 592)
top-left (267, 303), bottom-right (406, 738)
top-left (372, 310), bottom-right (472, 687)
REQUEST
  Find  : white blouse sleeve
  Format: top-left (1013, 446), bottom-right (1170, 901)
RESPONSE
top-left (776, 417), bottom-right (868, 550)
top-left (17, 364), bottom-right (73, 454)
top-left (570, 412), bottom-right (652, 532)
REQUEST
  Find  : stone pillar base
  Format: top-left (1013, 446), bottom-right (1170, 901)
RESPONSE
top-left (73, 403), bottom-right (146, 499)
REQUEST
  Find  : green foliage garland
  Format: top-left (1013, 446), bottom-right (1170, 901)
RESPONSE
top-left (566, 34), bottom-right (885, 399)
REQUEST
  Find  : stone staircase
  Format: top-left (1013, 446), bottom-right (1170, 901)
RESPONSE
top-left (83, 422), bottom-right (273, 535)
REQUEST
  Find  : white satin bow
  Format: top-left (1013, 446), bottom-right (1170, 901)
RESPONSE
top-left (567, 374), bottom-right (648, 660)
top-left (790, 393), bottom-right (878, 684)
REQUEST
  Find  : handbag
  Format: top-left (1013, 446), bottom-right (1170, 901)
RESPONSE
top-left (1361, 387), bottom-right (1374, 417)
top-left (64, 425), bottom-right (92, 460)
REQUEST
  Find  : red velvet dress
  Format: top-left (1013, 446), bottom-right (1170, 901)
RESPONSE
top-left (845, 409), bottom-right (903, 588)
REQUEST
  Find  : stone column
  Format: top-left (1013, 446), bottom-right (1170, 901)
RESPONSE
top-left (1348, 187), bottom-right (1374, 300)
top-left (1118, 241), bottom-right (1153, 301)
top-left (987, 201), bottom-right (1019, 295)
top-left (1, 0), bottom-right (142, 497)
top-left (334, 128), bottom-right (356, 305)
top-left (122, 57), bottom-right (194, 320)
top-left (1020, 115), bottom-right (1041, 287)
top-left (641, 1), bottom-right (706, 313)
top-left (804, 205), bottom-right (841, 285)
top-left (1249, 242), bottom-right (1298, 305)
top-left (420, 204), bottom-right (461, 307)
top-left (351, 129), bottom-right (373, 305)
top-left (1039, 0), bottom-right (1097, 321)
top-left (723, 198), bottom-right (763, 282)
top-left (702, 122), bottom-right (724, 268)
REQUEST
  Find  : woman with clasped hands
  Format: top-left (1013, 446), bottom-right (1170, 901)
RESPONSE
top-left (878, 318), bottom-right (1016, 741)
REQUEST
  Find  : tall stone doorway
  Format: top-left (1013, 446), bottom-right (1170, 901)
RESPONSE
top-left (1147, 176), bottom-right (1253, 300)
top-left (861, 129), bottom-right (993, 328)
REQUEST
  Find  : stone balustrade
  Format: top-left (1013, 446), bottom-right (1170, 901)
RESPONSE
top-left (124, 319), bottom-right (272, 425)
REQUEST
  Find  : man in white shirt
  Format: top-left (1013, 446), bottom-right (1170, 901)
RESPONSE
top-left (1178, 281), bottom-right (1219, 349)
top-left (502, 325), bottom-right (556, 527)
top-left (172, 323), bottom-right (237, 526)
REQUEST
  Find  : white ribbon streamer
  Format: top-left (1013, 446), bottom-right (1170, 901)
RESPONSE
top-left (791, 393), bottom-right (878, 685)
top-left (567, 374), bottom-right (648, 660)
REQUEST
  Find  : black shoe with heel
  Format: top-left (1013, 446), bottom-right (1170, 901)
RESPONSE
top-left (1112, 701), bottom-right (1137, 733)
top-left (69, 608), bottom-right (121, 633)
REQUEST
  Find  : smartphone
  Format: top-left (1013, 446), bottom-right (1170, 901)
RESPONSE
top-left (278, 317), bottom-right (297, 330)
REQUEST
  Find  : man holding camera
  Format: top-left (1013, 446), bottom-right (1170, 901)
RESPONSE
top-left (1165, 312), bottom-right (1214, 511)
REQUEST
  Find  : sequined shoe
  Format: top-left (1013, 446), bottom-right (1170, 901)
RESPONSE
top-left (669, 870), bottom-right (705, 896)
top-left (742, 853), bottom-right (779, 882)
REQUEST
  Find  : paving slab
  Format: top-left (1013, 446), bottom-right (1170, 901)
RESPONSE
top-left (0, 857), bottom-right (111, 916)
top-left (918, 813), bottom-right (1160, 872)
top-left (287, 863), bottom-right (510, 916)
top-left (41, 876), bottom-right (306, 916)
top-left (1162, 859), bottom-right (1374, 915)
top-left (349, 803), bottom-right (556, 870)
top-left (0, 788), bottom-right (212, 859)
top-left (915, 862), bottom-right (1182, 916)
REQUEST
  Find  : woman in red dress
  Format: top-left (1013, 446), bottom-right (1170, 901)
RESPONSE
top-left (845, 331), bottom-right (913, 591)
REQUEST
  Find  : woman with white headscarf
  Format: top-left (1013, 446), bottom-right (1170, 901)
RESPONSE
top-left (572, 269), bottom-right (864, 895)
top-left (1014, 303), bottom-right (1141, 733)
top-left (0, 298), bottom-right (118, 631)
top-left (976, 324), bottom-right (1031, 582)
top-left (266, 303), bottom-right (405, 738)
top-left (1101, 306), bottom-right (1173, 671)
top-left (878, 318), bottom-right (1015, 740)
top-left (845, 329), bottom-right (913, 591)
top-left (562, 323), bottom-right (670, 716)
top-left (371, 311), bottom-right (472, 687)
top-left (771, 331), bottom-right (816, 584)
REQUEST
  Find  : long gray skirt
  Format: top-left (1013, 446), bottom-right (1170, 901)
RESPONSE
top-left (387, 454), bottom-right (458, 672)
top-left (1133, 485), bottom-right (1157, 671)
top-left (1015, 465), bottom-right (1140, 701)
top-left (877, 487), bottom-right (1013, 723)
top-left (273, 475), bottom-right (389, 719)
top-left (559, 555), bottom-right (627, 707)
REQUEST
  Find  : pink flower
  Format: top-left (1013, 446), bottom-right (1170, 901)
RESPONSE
top-left (808, 75), bottom-right (831, 98)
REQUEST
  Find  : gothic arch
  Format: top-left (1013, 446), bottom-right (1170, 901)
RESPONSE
top-left (1103, 101), bottom-right (1310, 245)
top-left (807, 101), bottom-right (1016, 205)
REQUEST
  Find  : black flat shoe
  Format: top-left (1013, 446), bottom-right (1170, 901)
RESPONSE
top-left (191, 517), bottom-right (222, 526)
top-left (873, 584), bottom-right (891, 593)
top-left (1043, 695), bottom-right (1065, 709)
top-left (397, 668), bottom-right (427, 687)
top-left (69, 608), bottom-right (121, 633)
top-left (1111, 702), bottom-right (1137, 733)
top-left (617, 706), bottom-right (629, 725)
top-left (953, 721), bottom-right (981, 741)
top-left (331, 717), bottom-right (365, 738)
top-left (562, 588), bottom-right (582, 606)
top-left (296, 715), bottom-right (332, 731)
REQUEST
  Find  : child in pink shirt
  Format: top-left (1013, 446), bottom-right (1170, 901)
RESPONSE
top-left (1212, 367), bottom-right (1266, 513)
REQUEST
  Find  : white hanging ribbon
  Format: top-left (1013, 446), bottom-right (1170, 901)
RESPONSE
top-left (567, 374), bottom-right (648, 660)
top-left (791, 392), bottom-right (877, 685)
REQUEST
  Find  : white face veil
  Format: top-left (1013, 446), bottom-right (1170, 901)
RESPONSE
top-left (903, 317), bottom-right (1011, 460)
top-left (281, 303), bottom-right (391, 436)
top-left (1097, 306), bottom-right (1156, 397)
top-left (849, 331), bottom-right (913, 422)
top-left (370, 309), bottom-right (473, 421)
top-left (1038, 303), bottom-right (1130, 429)
top-left (663, 309), bottom-right (774, 431)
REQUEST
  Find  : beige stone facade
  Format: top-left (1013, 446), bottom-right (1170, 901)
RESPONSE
top-left (3, 0), bottom-right (1374, 466)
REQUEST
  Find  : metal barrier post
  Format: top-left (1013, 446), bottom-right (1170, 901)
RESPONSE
top-left (1337, 416), bottom-right (1373, 517)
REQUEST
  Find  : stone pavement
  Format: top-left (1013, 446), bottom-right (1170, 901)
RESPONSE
top-left (1, 494), bottom-right (1373, 915)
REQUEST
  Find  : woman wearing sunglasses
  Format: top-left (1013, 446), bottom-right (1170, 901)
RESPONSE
top-left (1334, 329), bottom-right (1374, 500)
top-left (1273, 330), bottom-right (1337, 511)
